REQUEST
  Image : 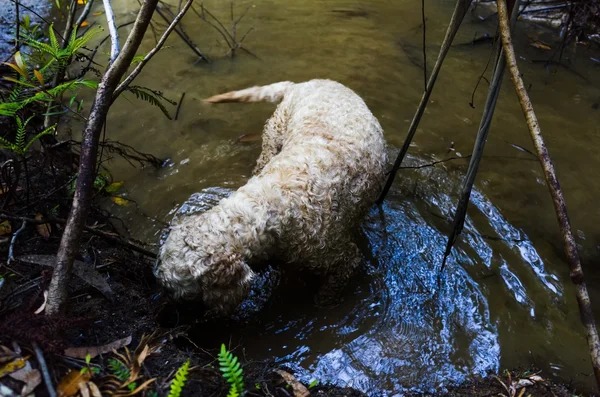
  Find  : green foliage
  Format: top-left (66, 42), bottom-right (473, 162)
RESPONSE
top-left (124, 86), bottom-right (176, 120)
top-left (0, 115), bottom-right (56, 155)
top-left (309, 379), bottom-right (319, 388)
top-left (108, 358), bottom-right (131, 381)
top-left (168, 360), bottom-right (190, 397)
top-left (218, 344), bottom-right (244, 397)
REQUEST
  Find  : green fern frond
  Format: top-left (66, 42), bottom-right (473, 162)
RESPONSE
top-left (125, 86), bottom-right (175, 120)
top-left (48, 24), bottom-right (60, 53)
top-left (167, 360), bottom-right (190, 397)
top-left (108, 358), bottom-right (130, 381)
top-left (23, 124), bottom-right (56, 153)
top-left (0, 102), bottom-right (23, 117)
top-left (218, 344), bottom-right (245, 396)
top-left (71, 26), bottom-right (103, 54)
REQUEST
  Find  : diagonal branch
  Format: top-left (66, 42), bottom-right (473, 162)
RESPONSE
top-left (497, 0), bottom-right (600, 389)
top-left (103, 0), bottom-right (121, 64)
top-left (377, 0), bottom-right (472, 204)
top-left (112, 0), bottom-right (194, 100)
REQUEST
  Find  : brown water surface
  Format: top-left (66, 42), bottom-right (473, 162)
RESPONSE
top-left (77, 0), bottom-right (600, 394)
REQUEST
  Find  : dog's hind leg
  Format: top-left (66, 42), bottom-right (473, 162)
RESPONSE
top-left (253, 105), bottom-right (289, 175)
top-left (314, 240), bottom-right (362, 307)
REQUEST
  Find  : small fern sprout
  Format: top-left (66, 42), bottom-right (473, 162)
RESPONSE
top-left (168, 359), bottom-right (190, 397)
top-left (218, 344), bottom-right (245, 397)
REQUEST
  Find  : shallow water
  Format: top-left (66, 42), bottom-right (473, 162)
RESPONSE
top-left (76, 0), bottom-right (600, 393)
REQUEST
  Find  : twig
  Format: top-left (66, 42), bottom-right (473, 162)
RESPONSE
top-left (14, 0), bottom-right (20, 52)
top-left (0, 213), bottom-right (157, 258)
top-left (421, 0), bottom-right (427, 90)
top-left (152, 4), bottom-right (209, 64)
top-left (103, 0), bottom-right (120, 64)
top-left (439, 0), bottom-right (520, 275)
top-left (377, 0), bottom-right (472, 204)
top-left (76, 0), bottom-right (95, 28)
top-left (33, 342), bottom-right (57, 397)
top-left (498, 0), bottom-right (600, 388)
top-left (113, 0), bottom-right (195, 99)
top-left (175, 92), bottom-right (185, 120)
top-left (7, 220), bottom-right (27, 265)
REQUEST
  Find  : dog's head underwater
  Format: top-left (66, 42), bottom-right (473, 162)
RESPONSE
top-left (153, 219), bottom-right (255, 316)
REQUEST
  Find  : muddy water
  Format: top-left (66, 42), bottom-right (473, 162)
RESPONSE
top-left (78, 0), bottom-right (600, 393)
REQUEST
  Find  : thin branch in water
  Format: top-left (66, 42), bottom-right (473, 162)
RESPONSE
top-left (113, 0), bottom-right (195, 99)
top-left (377, 0), bottom-right (472, 204)
top-left (7, 220), bottom-right (27, 265)
top-left (76, 0), bottom-right (95, 28)
top-left (102, 0), bottom-right (121, 64)
top-left (421, 0), bottom-right (427, 90)
top-left (153, 4), bottom-right (209, 63)
top-left (498, 0), bottom-right (600, 388)
top-left (469, 30), bottom-right (497, 108)
top-left (175, 92), bottom-right (185, 120)
top-left (33, 342), bottom-right (57, 397)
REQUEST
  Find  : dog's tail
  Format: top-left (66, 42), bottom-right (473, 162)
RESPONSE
top-left (204, 81), bottom-right (294, 104)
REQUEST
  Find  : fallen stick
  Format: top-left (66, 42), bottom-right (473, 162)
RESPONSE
top-left (497, 0), bottom-right (600, 389)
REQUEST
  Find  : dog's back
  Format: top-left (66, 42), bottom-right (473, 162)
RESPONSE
top-left (207, 79), bottom-right (388, 269)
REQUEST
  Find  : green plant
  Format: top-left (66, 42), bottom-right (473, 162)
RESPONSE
top-left (108, 357), bottom-right (130, 381)
top-left (124, 86), bottom-right (177, 120)
top-left (168, 360), bottom-right (190, 397)
top-left (218, 344), bottom-right (245, 397)
top-left (0, 115), bottom-right (56, 155)
top-left (308, 379), bottom-right (319, 388)
top-left (79, 353), bottom-right (101, 375)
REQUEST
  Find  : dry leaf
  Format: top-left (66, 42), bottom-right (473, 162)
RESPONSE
top-left (35, 213), bottom-right (51, 239)
top-left (111, 196), bottom-right (130, 206)
top-left (80, 21), bottom-right (89, 27)
top-left (34, 290), bottom-right (48, 314)
top-left (78, 381), bottom-right (90, 397)
top-left (87, 382), bottom-right (102, 397)
top-left (0, 356), bottom-right (29, 378)
top-left (530, 41), bottom-right (551, 50)
top-left (64, 335), bottom-right (132, 359)
top-left (92, 11), bottom-right (104, 15)
top-left (57, 370), bottom-right (92, 397)
top-left (238, 133), bottom-right (261, 142)
top-left (0, 221), bottom-right (11, 236)
top-left (17, 255), bottom-right (113, 298)
top-left (274, 369), bottom-right (310, 397)
top-left (10, 365), bottom-right (41, 395)
top-left (33, 70), bottom-right (44, 85)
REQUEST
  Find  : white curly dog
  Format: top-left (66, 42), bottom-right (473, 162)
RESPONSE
top-left (154, 79), bottom-right (388, 315)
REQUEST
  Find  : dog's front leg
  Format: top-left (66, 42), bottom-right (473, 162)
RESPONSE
top-left (314, 241), bottom-right (362, 308)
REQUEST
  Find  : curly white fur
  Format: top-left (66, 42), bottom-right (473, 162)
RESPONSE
top-left (154, 79), bottom-right (388, 315)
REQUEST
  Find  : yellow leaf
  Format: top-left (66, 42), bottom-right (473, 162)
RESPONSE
top-left (80, 21), bottom-right (89, 27)
top-left (0, 356), bottom-right (30, 378)
top-left (3, 62), bottom-right (27, 78)
top-left (35, 213), bottom-right (51, 239)
top-left (530, 41), bottom-right (551, 50)
top-left (14, 51), bottom-right (25, 71)
top-left (105, 181), bottom-right (123, 193)
top-left (92, 11), bottom-right (103, 15)
top-left (111, 196), bottom-right (130, 206)
top-left (0, 220), bottom-right (11, 236)
top-left (77, 0), bottom-right (87, 4)
top-left (57, 370), bottom-right (92, 397)
top-left (34, 70), bottom-right (44, 85)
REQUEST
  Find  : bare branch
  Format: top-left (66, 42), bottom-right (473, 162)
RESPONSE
top-left (76, 0), bottom-right (95, 28)
top-left (113, 0), bottom-right (194, 99)
top-left (498, 0), bottom-right (600, 388)
top-left (103, 0), bottom-right (121, 64)
top-left (46, 0), bottom-right (160, 315)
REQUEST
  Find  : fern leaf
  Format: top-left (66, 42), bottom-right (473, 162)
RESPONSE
top-left (107, 358), bottom-right (130, 382)
top-left (71, 26), bottom-right (103, 54)
top-left (48, 24), bottom-right (60, 53)
top-left (125, 86), bottom-right (175, 120)
top-left (218, 344), bottom-right (245, 396)
top-left (167, 360), bottom-right (190, 397)
top-left (0, 102), bottom-right (23, 117)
